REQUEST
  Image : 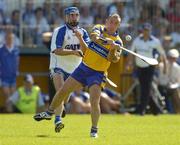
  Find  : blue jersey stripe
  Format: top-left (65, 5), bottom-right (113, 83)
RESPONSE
top-left (82, 28), bottom-right (90, 45)
top-left (88, 42), bottom-right (109, 58)
top-left (55, 25), bottom-right (66, 48)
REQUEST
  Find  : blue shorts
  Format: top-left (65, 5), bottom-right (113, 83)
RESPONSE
top-left (50, 67), bottom-right (70, 81)
top-left (1, 77), bottom-right (16, 87)
top-left (71, 62), bottom-right (106, 88)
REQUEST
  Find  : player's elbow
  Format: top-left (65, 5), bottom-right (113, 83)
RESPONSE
top-left (112, 57), bottom-right (120, 63)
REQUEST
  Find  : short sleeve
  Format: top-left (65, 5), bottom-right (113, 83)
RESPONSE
top-left (50, 26), bottom-right (66, 51)
top-left (82, 29), bottom-right (91, 44)
top-left (115, 36), bottom-right (123, 47)
top-left (91, 24), bottom-right (103, 36)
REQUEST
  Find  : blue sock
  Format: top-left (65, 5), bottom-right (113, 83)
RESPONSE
top-left (46, 108), bottom-right (54, 115)
top-left (55, 116), bottom-right (61, 123)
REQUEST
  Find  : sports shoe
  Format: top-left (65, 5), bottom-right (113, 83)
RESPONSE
top-left (55, 121), bottom-right (64, 133)
top-left (90, 132), bottom-right (98, 138)
top-left (33, 111), bottom-right (52, 121)
top-left (90, 126), bottom-right (98, 138)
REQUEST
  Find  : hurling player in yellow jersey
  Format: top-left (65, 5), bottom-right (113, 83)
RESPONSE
top-left (34, 13), bottom-right (123, 138)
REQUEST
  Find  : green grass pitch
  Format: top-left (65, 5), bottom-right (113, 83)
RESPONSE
top-left (0, 114), bottom-right (180, 145)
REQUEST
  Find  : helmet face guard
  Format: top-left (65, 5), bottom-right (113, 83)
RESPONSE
top-left (64, 7), bottom-right (80, 27)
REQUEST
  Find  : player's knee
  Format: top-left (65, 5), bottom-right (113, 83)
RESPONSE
top-left (90, 98), bottom-right (100, 108)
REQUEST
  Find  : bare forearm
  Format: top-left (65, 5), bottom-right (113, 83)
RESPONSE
top-left (78, 36), bottom-right (88, 54)
top-left (52, 49), bottom-right (76, 56)
top-left (162, 55), bottom-right (167, 73)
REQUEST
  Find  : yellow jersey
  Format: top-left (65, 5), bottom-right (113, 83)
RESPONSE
top-left (83, 24), bottom-right (123, 72)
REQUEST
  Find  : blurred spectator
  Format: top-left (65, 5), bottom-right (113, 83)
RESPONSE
top-left (22, 0), bottom-right (35, 25)
top-left (158, 49), bottom-right (180, 113)
top-left (138, 7), bottom-right (150, 24)
top-left (158, 0), bottom-right (170, 11)
top-left (100, 87), bottom-right (121, 114)
top-left (107, 1), bottom-right (133, 29)
top-left (0, 26), bottom-right (20, 48)
top-left (68, 89), bottom-right (91, 114)
top-left (71, 0), bottom-right (81, 8)
top-left (52, 2), bottom-right (64, 28)
top-left (0, 10), bottom-right (7, 26)
top-left (9, 10), bottom-right (20, 37)
top-left (42, 0), bottom-right (55, 26)
top-left (0, 31), bottom-right (19, 112)
top-left (162, 35), bottom-right (173, 52)
top-left (166, 0), bottom-right (180, 23)
top-left (93, 4), bottom-right (107, 24)
top-left (80, 5), bottom-right (94, 27)
top-left (151, 5), bottom-right (169, 38)
top-left (68, 87), bottom-right (121, 114)
top-left (22, 0), bottom-right (35, 47)
top-left (0, 0), bottom-right (7, 13)
top-left (6, 26), bottom-right (20, 47)
top-left (29, 7), bottom-right (50, 45)
top-left (170, 24), bottom-right (180, 47)
top-left (6, 74), bottom-right (45, 113)
top-left (155, 20), bottom-right (169, 42)
top-left (0, 29), bottom-right (5, 46)
top-left (90, 0), bottom-right (101, 17)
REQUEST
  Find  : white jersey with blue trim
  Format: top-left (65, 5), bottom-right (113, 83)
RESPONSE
top-left (131, 34), bottom-right (165, 68)
top-left (49, 24), bottom-right (90, 73)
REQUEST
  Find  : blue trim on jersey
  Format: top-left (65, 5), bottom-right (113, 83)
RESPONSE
top-left (56, 25), bottom-right (66, 48)
top-left (82, 28), bottom-right (90, 45)
top-left (115, 40), bottom-right (122, 46)
top-left (71, 62), bottom-right (105, 87)
top-left (92, 27), bottom-right (101, 33)
top-left (88, 41), bottom-right (109, 58)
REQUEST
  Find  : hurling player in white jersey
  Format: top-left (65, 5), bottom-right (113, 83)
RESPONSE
top-left (47, 7), bottom-right (90, 132)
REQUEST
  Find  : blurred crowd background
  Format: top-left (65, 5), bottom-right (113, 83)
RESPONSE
top-left (0, 0), bottom-right (179, 114)
top-left (0, 0), bottom-right (179, 48)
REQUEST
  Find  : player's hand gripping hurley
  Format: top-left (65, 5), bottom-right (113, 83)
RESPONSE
top-left (99, 37), bottom-right (158, 65)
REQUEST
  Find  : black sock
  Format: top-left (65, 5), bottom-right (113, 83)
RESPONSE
top-left (91, 126), bottom-right (98, 133)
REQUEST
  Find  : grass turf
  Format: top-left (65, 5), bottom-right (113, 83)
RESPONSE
top-left (0, 114), bottom-right (180, 145)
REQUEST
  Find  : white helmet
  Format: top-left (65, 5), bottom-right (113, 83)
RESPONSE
top-left (167, 49), bottom-right (179, 58)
